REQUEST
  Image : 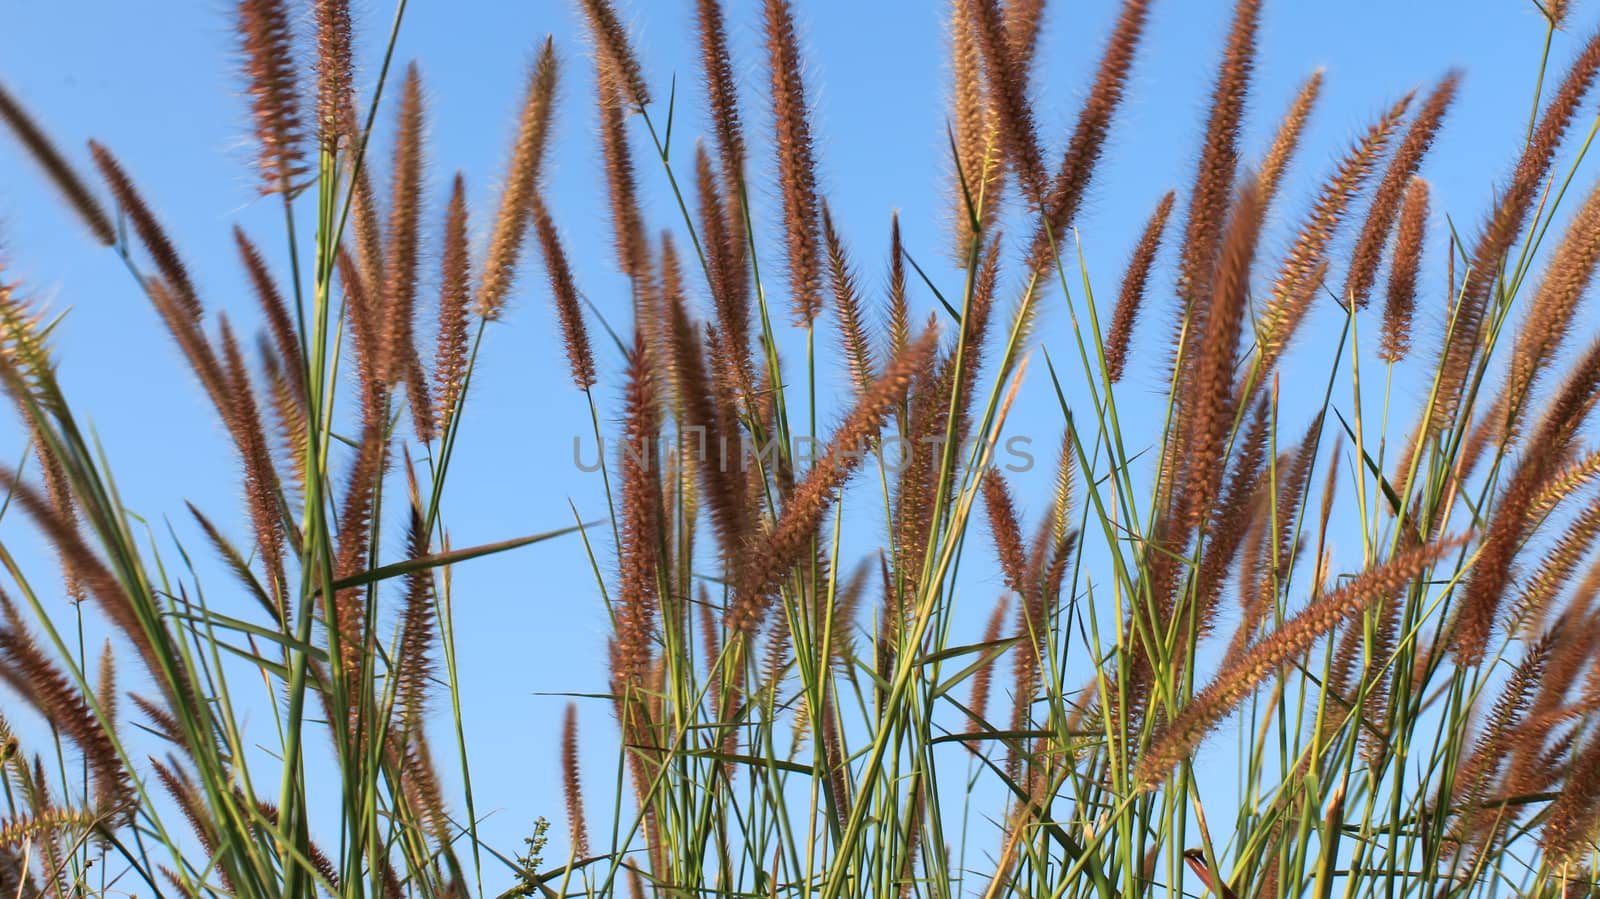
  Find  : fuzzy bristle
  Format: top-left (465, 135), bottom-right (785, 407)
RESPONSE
top-left (822, 205), bottom-right (877, 395)
top-left (1430, 26), bottom-right (1600, 437)
top-left (1258, 70), bottom-right (1324, 212)
top-left (1379, 177), bottom-right (1428, 363)
top-left (217, 317), bottom-right (289, 603)
top-left (766, 0), bottom-right (826, 325)
top-left (562, 704), bottom-right (591, 858)
top-left (0, 84), bottom-right (115, 245)
top-left (982, 469), bottom-right (1029, 597)
top-left (236, 0), bottom-right (306, 192)
top-left (382, 65), bottom-right (435, 443)
top-left (529, 196), bottom-right (598, 390)
top-left (731, 328), bottom-right (939, 632)
top-left (234, 227), bottom-right (305, 412)
top-left (314, 0), bottom-right (353, 148)
top-left (578, 0), bottom-right (651, 106)
top-left (1176, 0), bottom-right (1261, 308)
top-left (696, 0), bottom-right (745, 192)
top-left (1105, 191), bottom-right (1174, 383)
top-left (1138, 537), bottom-right (1459, 789)
top-left (477, 38), bottom-right (558, 320)
top-left (1026, 0), bottom-right (1150, 274)
top-left (1343, 72), bottom-right (1459, 307)
top-left (1255, 94), bottom-right (1409, 378)
top-left (90, 142), bottom-right (202, 322)
top-left (964, 0), bottom-right (1047, 205)
top-left (435, 174), bottom-right (472, 428)
top-left (597, 65), bottom-right (650, 282)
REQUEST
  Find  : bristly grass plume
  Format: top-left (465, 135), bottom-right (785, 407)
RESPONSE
top-left (5, 0), bottom-right (1600, 896)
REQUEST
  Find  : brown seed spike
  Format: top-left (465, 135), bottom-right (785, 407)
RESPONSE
top-left (1451, 337), bottom-right (1600, 664)
top-left (562, 704), bottom-right (591, 858)
top-left (1257, 70), bottom-right (1323, 213)
top-left (337, 248), bottom-right (388, 424)
top-left (1004, 0), bottom-right (1046, 66)
top-left (1137, 536), bottom-right (1460, 789)
top-left (1379, 178), bottom-right (1428, 364)
top-left (731, 328), bottom-right (940, 632)
top-left (314, 0), bottom-right (354, 148)
top-left (0, 595), bottom-right (133, 821)
top-left (981, 468), bottom-right (1029, 597)
top-left (695, 145), bottom-right (755, 400)
top-left (435, 174), bottom-right (472, 427)
top-left (598, 66), bottom-right (650, 281)
top-left (696, 0), bottom-right (745, 191)
top-left (1540, 729), bottom-right (1600, 863)
top-left (259, 337), bottom-right (308, 497)
top-left (217, 316), bottom-right (288, 602)
top-left (664, 240), bottom-right (746, 575)
top-left (477, 38), bottom-right (558, 320)
top-left (1453, 634), bottom-right (1551, 833)
top-left (1503, 173), bottom-right (1600, 430)
top-left (236, 0), bottom-right (306, 193)
top-left (1027, 0), bottom-right (1151, 275)
top-left (615, 332), bottom-right (662, 683)
top-left (1513, 496), bottom-right (1600, 632)
top-left (142, 277), bottom-right (231, 426)
top-left (0, 468), bottom-right (168, 696)
top-left (349, 140), bottom-right (388, 311)
top-left (1432, 25), bottom-right (1600, 438)
top-left (577, 0), bottom-right (651, 106)
top-left (89, 142), bottom-right (203, 323)
top-left (382, 65), bottom-right (435, 442)
top-left (384, 64), bottom-right (426, 376)
top-left (766, 0), bottom-right (825, 325)
top-left (395, 494), bottom-right (437, 732)
top-left (965, 595), bottom-right (1008, 743)
top-left (822, 204), bottom-right (876, 395)
top-left (0, 84), bottom-right (116, 245)
top-left (949, 0), bottom-right (992, 259)
top-left (1177, 0), bottom-right (1262, 307)
top-left (530, 195), bottom-right (597, 390)
top-left (1255, 94), bottom-right (1410, 378)
top-left (1174, 173), bottom-right (1265, 529)
top-left (964, 0), bottom-right (1048, 206)
top-left (30, 425), bottom-right (85, 603)
top-left (233, 226), bottom-right (305, 412)
top-left (1344, 72), bottom-right (1460, 308)
top-left (1105, 191), bottom-right (1175, 383)
top-left (888, 212), bottom-right (911, 359)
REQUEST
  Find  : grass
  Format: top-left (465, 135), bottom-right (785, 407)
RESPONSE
top-left (2, 0), bottom-right (1600, 895)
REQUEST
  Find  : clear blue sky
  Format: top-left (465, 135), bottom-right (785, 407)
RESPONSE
top-left (0, 0), bottom-right (1580, 889)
